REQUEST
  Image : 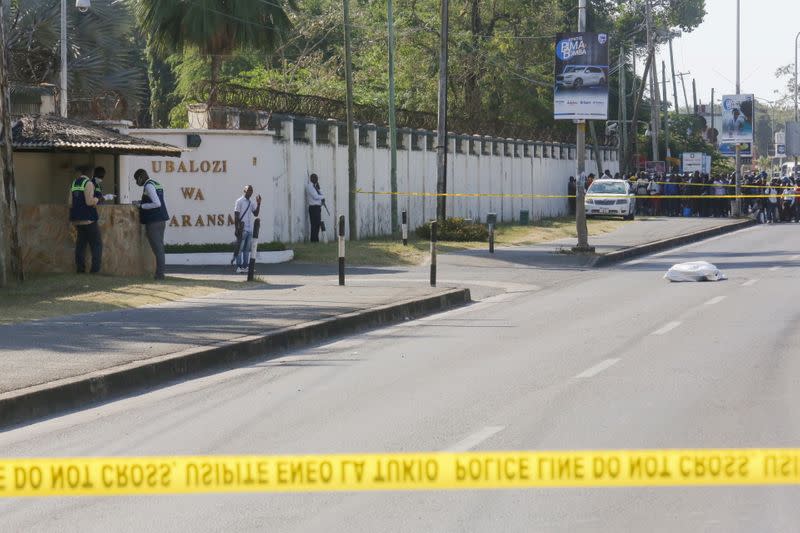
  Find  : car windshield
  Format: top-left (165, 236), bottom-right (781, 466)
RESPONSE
top-left (563, 66), bottom-right (581, 73)
top-left (588, 182), bottom-right (627, 194)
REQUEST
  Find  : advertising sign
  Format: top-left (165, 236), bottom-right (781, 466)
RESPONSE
top-left (645, 161), bottom-right (666, 175)
top-left (554, 32), bottom-right (609, 120)
top-left (720, 94), bottom-right (754, 144)
top-left (776, 144), bottom-right (786, 157)
top-left (786, 122), bottom-right (800, 157)
top-left (719, 142), bottom-right (752, 158)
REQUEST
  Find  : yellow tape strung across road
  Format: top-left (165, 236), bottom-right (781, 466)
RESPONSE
top-left (355, 188), bottom-right (800, 200)
top-left (3, 449), bottom-right (800, 496)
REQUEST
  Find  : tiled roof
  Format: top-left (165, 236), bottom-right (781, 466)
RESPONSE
top-left (11, 115), bottom-right (182, 157)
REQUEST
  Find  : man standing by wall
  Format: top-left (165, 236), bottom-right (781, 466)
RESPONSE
top-left (133, 168), bottom-right (169, 280)
top-left (306, 173), bottom-right (325, 242)
top-left (68, 167), bottom-right (101, 273)
top-left (234, 185), bottom-right (261, 274)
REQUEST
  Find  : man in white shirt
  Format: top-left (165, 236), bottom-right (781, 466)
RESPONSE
top-left (234, 185), bottom-right (262, 273)
top-left (306, 173), bottom-right (325, 242)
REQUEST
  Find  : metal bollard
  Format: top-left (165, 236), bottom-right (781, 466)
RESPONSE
top-left (430, 220), bottom-right (437, 287)
top-left (338, 215), bottom-right (346, 286)
top-left (401, 210), bottom-right (408, 245)
top-left (487, 212), bottom-right (497, 254)
top-left (247, 218), bottom-right (260, 281)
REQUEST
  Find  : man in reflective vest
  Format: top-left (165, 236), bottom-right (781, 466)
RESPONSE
top-left (68, 170), bottom-right (102, 273)
top-left (133, 168), bottom-right (170, 280)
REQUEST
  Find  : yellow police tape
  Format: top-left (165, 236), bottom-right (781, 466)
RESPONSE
top-left (355, 188), bottom-right (798, 200)
top-left (3, 449), bottom-right (800, 496)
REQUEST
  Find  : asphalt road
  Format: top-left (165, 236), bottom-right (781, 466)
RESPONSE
top-left (2, 223), bottom-right (800, 532)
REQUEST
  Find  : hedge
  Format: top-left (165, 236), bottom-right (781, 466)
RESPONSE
top-left (415, 218), bottom-right (488, 242)
top-left (164, 241), bottom-right (287, 254)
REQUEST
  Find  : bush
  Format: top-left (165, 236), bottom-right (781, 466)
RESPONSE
top-left (415, 218), bottom-right (488, 242)
top-left (165, 241), bottom-right (287, 254)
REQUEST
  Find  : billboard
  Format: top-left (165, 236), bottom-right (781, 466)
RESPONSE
top-left (553, 32), bottom-right (609, 120)
top-left (786, 122), bottom-right (800, 157)
top-left (720, 94), bottom-right (754, 144)
top-left (719, 142), bottom-right (752, 158)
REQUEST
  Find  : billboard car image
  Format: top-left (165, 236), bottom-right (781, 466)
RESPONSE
top-left (554, 32), bottom-right (609, 120)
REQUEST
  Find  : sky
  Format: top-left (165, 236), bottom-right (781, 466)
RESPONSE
top-left (655, 0), bottom-right (797, 111)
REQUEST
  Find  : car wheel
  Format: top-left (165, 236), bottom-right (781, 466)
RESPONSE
top-left (599, 77), bottom-right (606, 86)
top-left (624, 212), bottom-right (635, 221)
top-left (573, 78), bottom-right (583, 88)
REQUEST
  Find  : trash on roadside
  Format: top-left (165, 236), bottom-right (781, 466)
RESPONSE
top-left (664, 261), bottom-right (727, 282)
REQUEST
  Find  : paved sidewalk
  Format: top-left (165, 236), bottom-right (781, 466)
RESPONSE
top-left (0, 281), bottom-right (464, 396)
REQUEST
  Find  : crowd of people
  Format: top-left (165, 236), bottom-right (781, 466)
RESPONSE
top-left (568, 170), bottom-right (800, 223)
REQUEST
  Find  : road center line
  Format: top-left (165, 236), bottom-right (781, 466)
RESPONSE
top-left (575, 358), bottom-right (620, 379)
top-left (791, 255), bottom-right (800, 261)
top-left (445, 426), bottom-right (505, 452)
top-left (651, 321), bottom-right (681, 336)
top-left (769, 266), bottom-right (781, 272)
top-left (742, 279), bottom-right (759, 287)
top-left (704, 296), bottom-right (727, 306)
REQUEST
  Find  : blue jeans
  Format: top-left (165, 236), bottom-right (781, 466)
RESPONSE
top-left (237, 230), bottom-right (253, 268)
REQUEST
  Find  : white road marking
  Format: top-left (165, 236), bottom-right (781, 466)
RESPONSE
top-left (445, 426), bottom-right (505, 452)
top-left (742, 278), bottom-right (759, 287)
top-left (651, 321), bottom-right (681, 336)
top-left (704, 296), bottom-right (727, 306)
top-left (574, 358), bottom-right (620, 379)
top-left (769, 266), bottom-right (781, 272)
top-left (791, 255), bottom-right (800, 261)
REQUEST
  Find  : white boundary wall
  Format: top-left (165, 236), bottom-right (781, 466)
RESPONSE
top-left (119, 118), bottom-right (618, 245)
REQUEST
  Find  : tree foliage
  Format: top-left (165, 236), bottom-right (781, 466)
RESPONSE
top-left (6, 0), bottom-right (146, 119)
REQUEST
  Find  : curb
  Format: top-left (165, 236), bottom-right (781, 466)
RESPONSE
top-left (0, 288), bottom-right (471, 431)
top-left (592, 218), bottom-right (757, 267)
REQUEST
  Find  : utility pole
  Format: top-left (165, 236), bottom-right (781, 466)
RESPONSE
top-left (645, 0), bottom-right (659, 162)
top-left (0, 0), bottom-right (22, 284)
top-left (573, 0), bottom-right (591, 252)
top-left (710, 88), bottom-right (715, 143)
top-left (60, 0), bottom-right (68, 117)
top-left (733, 0), bottom-right (741, 216)
top-left (630, 53), bottom-right (653, 174)
top-left (663, 61), bottom-right (671, 162)
top-left (343, 0), bottom-right (358, 239)
top-left (692, 78), bottom-right (697, 115)
top-left (435, 0), bottom-right (449, 220)
top-left (669, 37), bottom-right (680, 114)
top-left (387, 0), bottom-right (398, 233)
top-left (619, 45), bottom-right (626, 168)
top-left (677, 72), bottom-right (691, 112)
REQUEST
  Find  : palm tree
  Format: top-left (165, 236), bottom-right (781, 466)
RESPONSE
top-left (7, 0), bottom-right (147, 120)
top-left (131, 0), bottom-right (293, 107)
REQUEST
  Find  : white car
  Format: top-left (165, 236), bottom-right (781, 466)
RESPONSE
top-left (585, 179), bottom-right (635, 220)
top-left (556, 66), bottom-right (606, 88)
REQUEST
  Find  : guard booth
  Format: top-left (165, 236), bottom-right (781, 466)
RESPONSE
top-left (10, 115), bottom-right (182, 276)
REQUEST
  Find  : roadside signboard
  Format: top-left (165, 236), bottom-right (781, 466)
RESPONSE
top-left (719, 142), bottom-right (752, 158)
top-left (645, 161), bottom-right (666, 175)
top-left (553, 32), bottom-right (609, 120)
top-left (786, 122), bottom-right (800, 157)
top-left (720, 94), bottom-right (754, 144)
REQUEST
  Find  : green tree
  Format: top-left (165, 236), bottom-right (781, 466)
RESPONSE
top-left (7, 0), bottom-right (147, 119)
top-left (131, 0), bottom-right (294, 106)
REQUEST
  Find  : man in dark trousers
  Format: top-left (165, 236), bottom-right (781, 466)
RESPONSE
top-left (68, 167), bottom-right (101, 273)
top-left (133, 168), bottom-right (170, 280)
top-left (567, 176), bottom-right (577, 215)
top-left (306, 173), bottom-right (325, 242)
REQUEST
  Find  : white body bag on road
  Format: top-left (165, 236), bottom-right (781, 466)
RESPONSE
top-left (664, 261), bottom-right (727, 282)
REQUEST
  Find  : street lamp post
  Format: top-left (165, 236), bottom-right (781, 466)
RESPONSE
top-left (60, 0), bottom-right (91, 118)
